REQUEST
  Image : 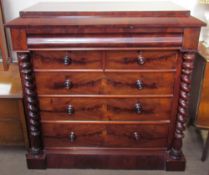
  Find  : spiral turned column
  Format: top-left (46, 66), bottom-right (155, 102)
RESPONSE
top-left (169, 52), bottom-right (195, 160)
top-left (18, 53), bottom-right (42, 155)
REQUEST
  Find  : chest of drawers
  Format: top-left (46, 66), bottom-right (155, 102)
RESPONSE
top-left (7, 2), bottom-right (205, 171)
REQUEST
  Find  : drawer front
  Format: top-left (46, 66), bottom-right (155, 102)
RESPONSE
top-left (42, 123), bottom-right (169, 148)
top-left (36, 72), bottom-right (104, 95)
top-left (106, 50), bottom-right (178, 69)
top-left (105, 72), bottom-right (175, 95)
top-left (40, 97), bottom-right (172, 121)
top-left (35, 72), bottom-right (175, 95)
top-left (32, 51), bottom-right (103, 69)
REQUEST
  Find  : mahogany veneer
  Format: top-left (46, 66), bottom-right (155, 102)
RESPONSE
top-left (6, 1), bottom-right (205, 171)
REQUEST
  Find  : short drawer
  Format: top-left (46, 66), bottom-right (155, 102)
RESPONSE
top-left (35, 72), bottom-right (175, 95)
top-left (40, 97), bottom-right (172, 121)
top-left (105, 72), bottom-right (175, 95)
top-left (42, 122), bottom-right (169, 148)
top-left (32, 51), bottom-right (103, 69)
top-left (106, 50), bottom-right (178, 69)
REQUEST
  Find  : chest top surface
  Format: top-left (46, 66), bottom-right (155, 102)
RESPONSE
top-left (22, 1), bottom-right (188, 13)
top-left (6, 2), bottom-right (205, 28)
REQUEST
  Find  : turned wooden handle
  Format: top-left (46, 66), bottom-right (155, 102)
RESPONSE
top-left (67, 104), bottom-right (74, 115)
top-left (68, 132), bottom-right (76, 142)
top-left (136, 80), bottom-right (143, 90)
top-left (135, 103), bottom-right (142, 114)
top-left (64, 79), bottom-right (73, 89)
top-left (137, 54), bottom-right (145, 65)
top-left (63, 55), bottom-right (72, 65)
top-left (133, 132), bottom-right (140, 141)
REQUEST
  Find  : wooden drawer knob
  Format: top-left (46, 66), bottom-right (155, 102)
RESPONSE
top-left (133, 132), bottom-right (140, 141)
top-left (63, 55), bottom-right (72, 65)
top-left (68, 132), bottom-right (76, 142)
top-left (135, 103), bottom-right (142, 114)
top-left (67, 105), bottom-right (74, 115)
top-left (137, 54), bottom-right (145, 65)
top-left (136, 80), bottom-right (143, 90)
top-left (64, 79), bottom-right (73, 89)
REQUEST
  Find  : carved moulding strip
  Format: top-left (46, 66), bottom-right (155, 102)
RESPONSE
top-left (18, 52), bottom-right (42, 155)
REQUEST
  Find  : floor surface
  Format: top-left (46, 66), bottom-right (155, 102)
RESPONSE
top-left (0, 126), bottom-right (208, 175)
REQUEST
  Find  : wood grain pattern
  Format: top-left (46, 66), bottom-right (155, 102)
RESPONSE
top-left (39, 97), bottom-right (172, 121)
top-left (35, 72), bottom-right (175, 95)
top-left (32, 51), bottom-right (103, 69)
top-left (27, 34), bottom-right (183, 48)
top-left (11, 29), bottom-right (27, 51)
top-left (106, 50), bottom-right (178, 69)
top-left (6, 2), bottom-right (205, 170)
top-left (6, 16), bottom-right (205, 28)
top-left (42, 122), bottom-right (169, 148)
top-left (44, 149), bottom-right (185, 170)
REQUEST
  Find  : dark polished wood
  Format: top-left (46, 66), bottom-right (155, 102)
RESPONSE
top-left (39, 97), bottom-right (172, 121)
top-left (106, 50), bottom-right (178, 69)
top-left (32, 51), bottom-right (103, 69)
top-left (170, 52), bottom-right (195, 160)
top-left (42, 122), bottom-right (169, 148)
top-left (35, 72), bottom-right (175, 95)
top-left (7, 2), bottom-right (205, 170)
top-left (18, 53), bottom-right (42, 154)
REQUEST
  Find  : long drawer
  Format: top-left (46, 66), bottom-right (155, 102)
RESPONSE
top-left (42, 122), bottom-right (169, 148)
top-left (39, 97), bottom-right (172, 121)
top-left (35, 72), bottom-right (175, 95)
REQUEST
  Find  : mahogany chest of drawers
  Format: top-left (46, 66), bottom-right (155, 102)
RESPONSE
top-left (7, 2), bottom-right (205, 171)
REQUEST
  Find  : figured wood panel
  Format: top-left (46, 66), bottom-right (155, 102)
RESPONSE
top-left (35, 72), bottom-right (104, 95)
top-left (183, 28), bottom-right (200, 50)
top-left (39, 97), bottom-right (172, 121)
top-left (6, 16), bottom-right (205, 28)
top-left (35, 72), bottom-right (175, 95)
top-left (11, 29), bottom-right (27, 51)
top-left (106, 50), bottom-right (178, 69)
top-left (105, 72), bottom-right (175, 95)
top-left (32, 51), bottom-right (103, 69)
top-left (42, 122), bottom-right (169, 148)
